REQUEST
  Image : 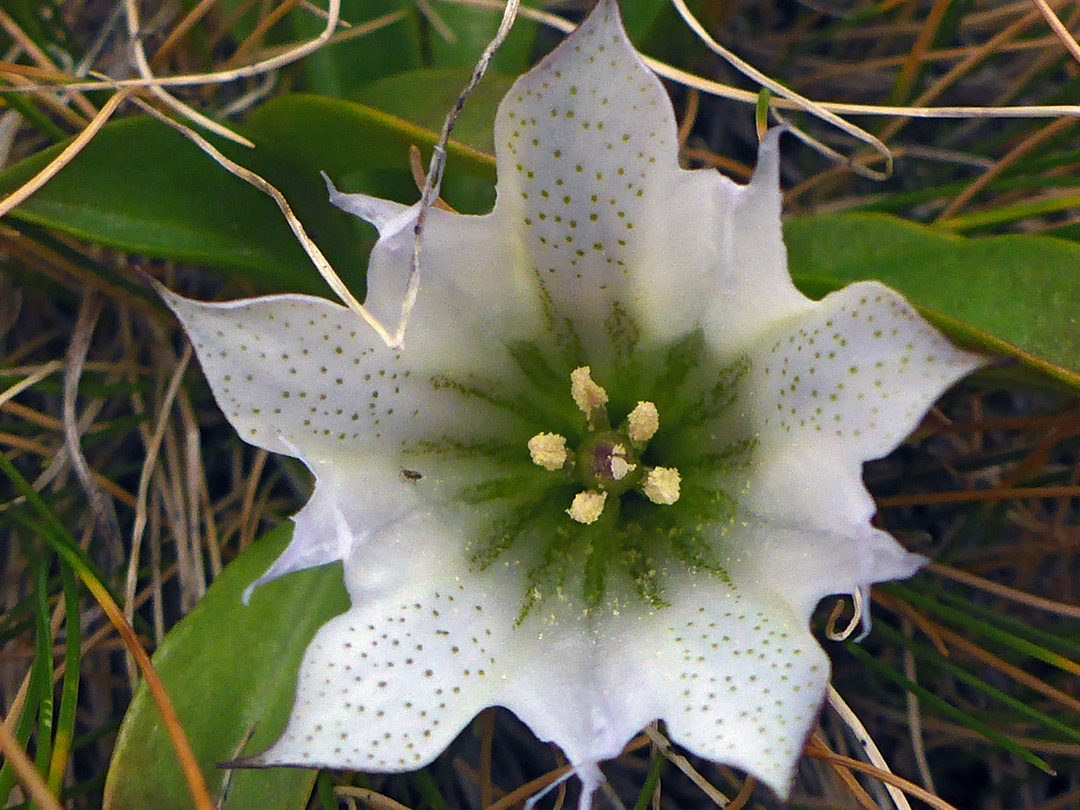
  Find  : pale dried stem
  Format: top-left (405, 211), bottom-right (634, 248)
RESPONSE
top-left (827, 687), bottom-right (912, 810)
top-left (901, 619), bottom-right (936, 794)
top-left (937, 116), bottom-right (1078, 220)
top-left (928, 561), bottom-right (1080, 617)
top-left (253, 10), bottom-right (407, 58)
top-left (1032, 0), bottom-right (1080, 64)
top-left (724, 777), bottom-right (756, 810)
top-left (643, 726), bottom-right (730, 807)
top-left (808, 731), bottom-right (880, 810)
top-left (336, 787), bottom-right (416, 810)
top-left (0, 9), bottom-right (97, 119)
top-left (414, 0), bottom-right (458, 43)
top-left (9, 0), bottom-right (346, 94)
top-left (227, 0), bottom-right (305, 69)
top-left (0, 89), bottom-right (132, 219)
top-left (0, 361), bottom-right (63, 408)
top-left (668, 0), bottom-right (892, 174)
top-left (239, 448), bottom-right (269, 549)
top-left (63, 290), bottom-right (124, 562)
top-left (125, 345), bottom-right (192, 684)
top-left (878, 7), bottom-right (1044, 144)
top-left (399, 0), bottom-right (520, 348)
top-left (123, 0), bottom-right (253, 146)
top-left (442, 0), bottom-right (1080, 120)
top-left (0, 71), bottom-right (92, 129)
top-left (911, 611), bottom-right (1080, 716)
top-left (805, 745), bottom-right (962, 810)
top-left (676, 88), bottom-right (699, 152)
top-left (134, 98), bottom-right (397, 346)
top-left (0, 710), bottom-right (63, 810)
top-left (150, 0), bottom-right (221, 69)
top-left (893, 0), bottom-right (954, 102)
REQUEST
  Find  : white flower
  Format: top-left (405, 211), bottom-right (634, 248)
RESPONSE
top-left (159, 0), bottom-right (984, 802)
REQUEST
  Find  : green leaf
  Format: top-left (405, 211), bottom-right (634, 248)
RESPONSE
top-left (0, 95), bottom-right (496, 296)
top-left (289, 0), bottom-right (421, 95)
top-left (245, 94), bottom-right (496, 214)
top-left (785, 212), bottom-right (1080, 391)
top-left (425, 5), bottom-right (538, 73)
top-left (103, 525), bottom-right (349, 810)
top-left (354, 69), bottom-right (515, 155)
top-left (0, 117), bottom-right (357, 296)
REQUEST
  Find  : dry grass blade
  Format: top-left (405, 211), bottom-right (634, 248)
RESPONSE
top-left (5, 0), bottom-right (346, 94)
top-left (0, 89), bottom-right (132, 218)
top-left (804, 740), bottom-right (962, 810)
top-left (928, 563), bottom-right (1080, 620)
top-left (668, 0), bottom-right (892, 176)
top-left (0, 712), bottom-right (63, 810)
top-left (1032, 0), bottom-right (1080, 65)
top-left (132, 99), bottom-right (398, 347)
top-left (122, 0), bottom-right (252, 146)
top-left (827, 686), bottom-right (911, 810)
top-left (399, 0), bottom-right (521, 348)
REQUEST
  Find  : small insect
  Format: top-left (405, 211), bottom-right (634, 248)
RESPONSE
top-left (400, 467), bottom-right (423, 483)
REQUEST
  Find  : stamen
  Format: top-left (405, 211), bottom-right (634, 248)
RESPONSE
top-left (567, 490), bottom-right (607, 524)
top-left (570, 366), bottom-right (608, 418)
top-left (627, 401), bottom-right (659, 444)
top-left (643, 467), bottom-right (681, 505)
top-left (528, 432), bottom-right (569, 471)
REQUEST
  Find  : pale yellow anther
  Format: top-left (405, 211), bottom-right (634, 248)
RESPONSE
top-left (528, 432), bottom-right (569, 471)
top-left (570, 366), bottom-right (608, 416)
top-left (567, 490), bottom-right (607, 524)
top-left (643, 467), bottom-right (681, 506)
top-left (627, 401), bottom-right (659, 443)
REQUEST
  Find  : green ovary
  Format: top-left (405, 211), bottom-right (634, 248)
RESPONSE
top-left (420, 328), bottom-right (756, 619)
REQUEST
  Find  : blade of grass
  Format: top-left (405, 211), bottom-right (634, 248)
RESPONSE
top-left (873, 622), bottom-right (1080, 746)
top-left (0, 714), bottom-right (62, 810)
top-left (896, 584), bottom-right (1080, 669)
top-left (31, 552), bottom-right (54, 776)
top-left (630, 750), bottom-right (665, 810)
top-left (46, 561), bottom-right (81, 794)
top-left (843, 641), bottom-right (1055, 774)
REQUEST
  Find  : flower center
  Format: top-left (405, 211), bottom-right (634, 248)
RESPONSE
top-left (413, 329), bottom-right (757, 619)
top-left (527, 367), bottom-right (682, 523)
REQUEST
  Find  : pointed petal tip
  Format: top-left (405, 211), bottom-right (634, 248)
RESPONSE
top-left (324, 177), bottom-right (411, 234)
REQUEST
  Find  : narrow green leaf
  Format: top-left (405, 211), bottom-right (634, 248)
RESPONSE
top-left (843, 642), bottom-right (1055, 775)
top-left (895, 586), bottom-right (1080, 678)
top-left (0, 93), bottom-right (498, 296)
top-left (873, 622), bottom-right (1080, 746)
top-left (921, 582), bottom-right (1080, 662)
top-left (48, 562), bottom-right (82, 793)
top-left (244, 94), bottom-right (497, 214)
top-left (0, 118), bottom-right (350, 295)
top-left (103, 525), bottom-right (349, 810)
top-left (785, 212), bottom-right (1080, 391)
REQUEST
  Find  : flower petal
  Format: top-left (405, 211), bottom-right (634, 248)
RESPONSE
top-left (248, 507), bottom-right (520, 771)
top-left (159, 282), bottom-right (545, 590)
top-left (325, 187), bottom-right (544, 336)
top-left (747, 281), bottom-right (985, 460)
top-left (610, 579), bottom-right (829, 798)
top-left (490, 0), bottom-right (698, 349)
top-left (699, 129), bottom-right (814, 349)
